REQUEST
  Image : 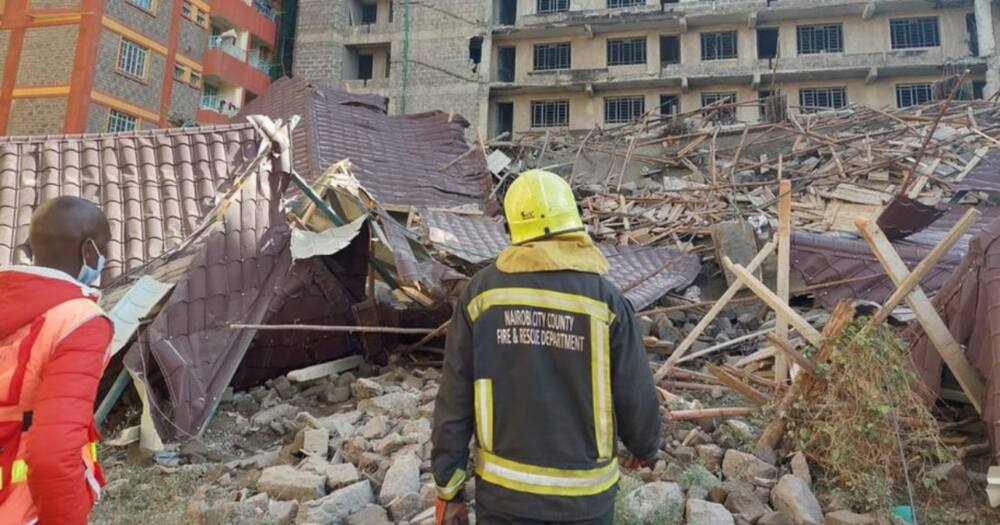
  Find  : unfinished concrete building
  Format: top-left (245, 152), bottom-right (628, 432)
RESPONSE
top-left (295, 0), bottom-right (1000, 138)
top-left (293, 0), bottom-right (492, 131)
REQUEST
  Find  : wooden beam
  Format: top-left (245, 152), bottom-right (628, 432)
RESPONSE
top-left (654, 240), bottom-right (777, 380)
top-left (765, 334), bottom-right (819, 378)
top-left (723, 257), bottom-right (824, 348)
top-left (855, 218), bottom-right (985, 414)
top-left (707, 364), bottom-right (770, 404)
top-left (866, 209), bottom-right (981, 327)
top-left (757, 302), bottom-right (855, 449)
top-left (667, 407), bottom-right (756, 420)
top-left (286, 355), bottom-right (365, 383)
top-left (775, 177), bottom-right (792, 383)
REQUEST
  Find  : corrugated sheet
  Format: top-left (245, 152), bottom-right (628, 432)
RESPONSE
top-left (957, 150), bottom-right (1000, 193)
top-left (420, 209), bottom-right (701, 309)
top-left (241, 77), bottom-right (493, 211)
top-left (907, 215), bottom-right (1000, 465)
top-left (876, 196), bottom-right (948, 240)
top-left (792, 206), bottom-right (1000, 307)
top-left (0, 123), bottom-right (263, 279)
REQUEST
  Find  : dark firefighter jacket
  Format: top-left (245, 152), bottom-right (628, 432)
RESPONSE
top-left (430, 233), bottom-right (662, 521)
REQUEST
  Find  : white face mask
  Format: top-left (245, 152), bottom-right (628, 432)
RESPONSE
top-left (76, 239), bottom-right (105, 286)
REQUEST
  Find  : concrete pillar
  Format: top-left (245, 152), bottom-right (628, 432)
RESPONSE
top-left (975, 0), bottom-right (1000, 97)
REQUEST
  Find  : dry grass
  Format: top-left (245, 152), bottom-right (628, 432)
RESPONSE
top-left (786, 319), bottom-right (953, 512)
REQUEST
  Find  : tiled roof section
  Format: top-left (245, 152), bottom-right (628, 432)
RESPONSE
top-left (0, 123), bottom-right (263, 279)
top-left (420, 209), bottom-right (701, 309)
top-left (957, 150), bottom-right (1000, 193)
top-left (876, 196), bottom-right (948, 240)
top-left (791, 206), bottom-right (1000, 307)
top-left (906, 214), bottom-right (1000, 465)
top-left (240, 77), bottom-right (493, 210)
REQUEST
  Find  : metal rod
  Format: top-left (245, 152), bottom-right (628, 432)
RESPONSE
top-left (229, 323), bottom-right (437, 335)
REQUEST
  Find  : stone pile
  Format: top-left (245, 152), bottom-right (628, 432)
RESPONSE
top-left (153, 359), bottom-right (927, 525)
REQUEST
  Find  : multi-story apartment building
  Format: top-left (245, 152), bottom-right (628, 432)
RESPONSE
top-left (294, 0), bottom-right (1000, 139)
top-left (0, 0), bottom-right (210, 135)
top-left (197, 0), bottom-right (283, 124)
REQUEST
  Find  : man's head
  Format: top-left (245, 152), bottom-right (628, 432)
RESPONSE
top-left (504, 170), bottom-right (584, 245)
top-left (29, 196), bottom-right (111, 285)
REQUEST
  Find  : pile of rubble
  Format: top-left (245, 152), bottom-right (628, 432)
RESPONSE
top-left (99, 356), bottom-right (983, 525)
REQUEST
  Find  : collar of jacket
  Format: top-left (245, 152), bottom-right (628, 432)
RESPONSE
top-left (496, 232), bottom-right (609, 275)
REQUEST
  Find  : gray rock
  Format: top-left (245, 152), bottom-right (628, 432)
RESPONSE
top-left (387, 492), bottom-right (424, 521)
top-left (361, 415), bottom-right (389, 439)
top-left (771, 475), bottom-right (824, 525)
top-left (317, 410), bottom-right (362, 438)
top-left (267, 500), bottom-right (299, 525)
top-left (346, 504), bottom-right (392, 525)
top-left (251, 403), bottom-right (298, 427)
top-left (323, 385), bottom-right (352, 404)
top-left (379, 453), bottom-right (422, 505)
top-left (358, 392), bottom-right (419, 417)
top-left (826, 510), bottom-right (876, 525)
top-left (697, 444), bottom-right (725, 472)
top-left (619, 481), bottom-right (684, 524)
top-left (687, 499), bottom-right (736, 525)
top-left (272, 375), bottom-right (296, 399)
top-left (758, 512), bottom-right (795, 525)
top-left (326, 462), bottom-right (360, 491)
top-left (674, 445), bottom-right (697, 464)
top-left (753, 446), bottom-right (777, 466)
top-left (725, 486), bottom-right (770, 522)
top-left (402, 418), bottom-right (433, 445)
top-left (351, 378), bottom-right (384, 400)
top-left (374, 432), bottom-right (407, 455)
top-left (688, 486), bottom-right (710, 501)
top-left (927, 461), bottom-right (970, 498)
top-left (295, 481), bottom-right (374, 524)
top-left (257, 465), bottom-right (325, 502)
top-left (790, 452), bottom-right (812, 485)
top-left (722, 450), bottom-right (778, 483)
top-left (301, 428), bottom-right (330, 457)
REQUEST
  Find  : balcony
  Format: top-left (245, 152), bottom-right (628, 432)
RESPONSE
top-left (203, 40), bottom-right (273, 94)
top-left (201, 95), bottom-right (240, 117)
top-left (209, 36), bottom-right (246, 61)
top-left (210, 0), bottom-right (278, 44)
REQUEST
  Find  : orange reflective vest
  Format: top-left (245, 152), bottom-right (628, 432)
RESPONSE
top-left (0, 297), bottom-right (109, 525)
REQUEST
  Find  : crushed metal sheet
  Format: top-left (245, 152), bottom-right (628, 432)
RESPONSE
top-left (792, 206), bottom-right (1000, 308)
top-left (420, 208), bottom-right (700, 309)
top-left (487, 150), bottom-right (513, 175)
top-left (957, 149), bottom-right (1000, 193)
top-left (291, 216), bottom-right (367, 261)
top-left (907, 215), bottom-right (1000, 466)
top-left (241, 76), bottom-right (494, 211)
top-left (877, 196), bottom-right (948, 240)
top-left (104, 276), bottom-right (175, 357)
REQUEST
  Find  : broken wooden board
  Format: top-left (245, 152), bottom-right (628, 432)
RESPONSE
top-left (287, 355), bottom-right (365, 383)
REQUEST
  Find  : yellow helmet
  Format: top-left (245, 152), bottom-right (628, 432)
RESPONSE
top-left (504, 170), bottom-right (584, 245)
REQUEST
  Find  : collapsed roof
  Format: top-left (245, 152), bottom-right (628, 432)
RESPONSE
top-left (241, 76), bottom-right (494, 211)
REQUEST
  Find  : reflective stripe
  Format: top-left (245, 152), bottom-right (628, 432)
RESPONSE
top-left (88, 441), bottom-right (99, 461)
top-left (11, 459), bottom-right (28, 483)
top-left (476, 449), bottom-right (619, 496)
top-left (434, 468), bottom-right (466, 501)
top-left (591, 318), bottom-right (613, 460)
top-left (466, 288), bottom-right (614, 324)
top-left (474, 379), bottom-right (493, 452)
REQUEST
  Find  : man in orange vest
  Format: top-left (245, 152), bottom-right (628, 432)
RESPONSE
top-left (0, 196), bottom-right (113, 525)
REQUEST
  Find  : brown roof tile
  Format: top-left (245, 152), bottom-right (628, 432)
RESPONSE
top-left (240, 77), bottom-right (494, 211)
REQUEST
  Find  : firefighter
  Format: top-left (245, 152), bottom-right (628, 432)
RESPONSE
top-left (431, 170), bottom-right (662, 525)
top-left (0, 196), bottom-right (113, 525)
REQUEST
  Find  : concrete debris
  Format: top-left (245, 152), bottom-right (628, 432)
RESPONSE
top-left (687, 498), bottom-right (736, 525)
top-left (771, 475), bottom-right (824, 525)
top-left (325, 463), bottom-right (360, 491)
top-left (826, 510), bottom-right (876, 525)
top-left (379, 453), bottom-right (422, 505)
top-left (722, 450), bottom-right (778, 484)
top-left (620, 481), bottom-right (684, 524)
top-left (257, 465), bottom-right (325, 502)
top-left (295, 480), bottom-right (374, 524)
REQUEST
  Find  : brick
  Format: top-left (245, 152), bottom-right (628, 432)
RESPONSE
top-left (16, 25), bottom-right (79, 85)
top-left (7, 98), bottom-right (68, 135)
